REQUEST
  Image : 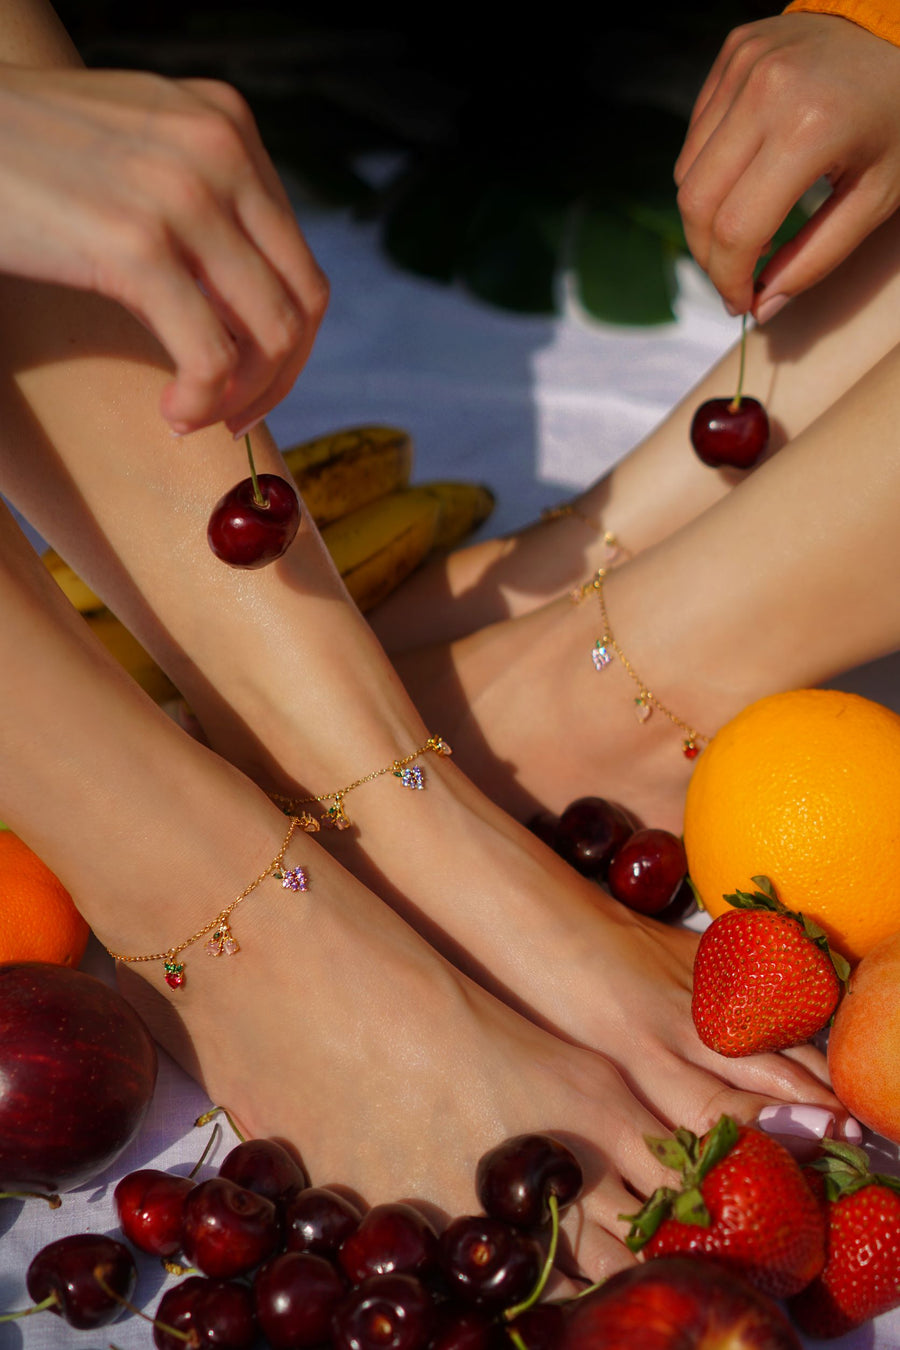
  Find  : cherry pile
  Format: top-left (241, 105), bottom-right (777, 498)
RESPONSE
top-left (9, 1130), bottom-right (583, 1349)
top-left (531, 796), bottom-right (694, 921)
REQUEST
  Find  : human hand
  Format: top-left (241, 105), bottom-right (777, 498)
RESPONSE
top-left (674, 14), bottom-right (900, 321)
top-left (0, 63), bottom-right (328, 434)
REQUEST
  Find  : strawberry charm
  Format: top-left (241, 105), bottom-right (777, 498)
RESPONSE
top-left (623, 1115), bottom-right (826, 1300)
top-left (691, 877), bottom-right (849, 1056)
top-left (787, 1140), bottom-right (900, 1339)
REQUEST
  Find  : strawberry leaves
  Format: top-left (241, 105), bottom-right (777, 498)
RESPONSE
top-left (622, 1116), bottom-right (739, 1251)
top-left (723, 877), bottom-right (851, 985)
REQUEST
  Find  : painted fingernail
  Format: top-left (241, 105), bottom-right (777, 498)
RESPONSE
top-left (754, 292), bottom-right (788, 325)
top-left (842, 1115), bottom-right (864, 1144)
top-left (231, 415), bottom-right (264, 441)
top-left (723, 298), bottom-right (741, 317)
top-left (757, 1104), bottom-right (835, 1140)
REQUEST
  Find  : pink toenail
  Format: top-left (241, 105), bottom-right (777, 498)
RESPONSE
top-left (842, 1115), bottom-right (864, 1144)
top-left (756, 1104), bottom-right (835, 1140)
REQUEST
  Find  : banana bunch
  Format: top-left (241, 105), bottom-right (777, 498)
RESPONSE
top-left (41, 425), bottom-right (495, 698)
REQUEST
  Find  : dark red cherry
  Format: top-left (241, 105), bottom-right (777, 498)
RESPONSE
top-left (253, 1251), bottom-right (344, 1349)
top-left (438, 1216), bottom-right (542, 1309)
top-left (218, 1137), bottom-right (309, 1206)
top-left (690, 396), bottom-right (769, 469)
top-left (429, 1305), bottom-right (503, 1350)
top-left (339, 1201), bottom-right (439, 1284)
top-left (476, 1133), bottom-right (583, 1228)
top-left (207, 473), bottom-right (300, 569)
top-left (507, 1302), bottom-right (565, 1350)
top-left (181, 1175), bottom-right (281, 1278)
top-left (606, 828), bottom-right (688, 916)
top-left (153, 1275), bottom-right (256, 1350)
top-left (25, 1233), bottom-right (136, 1330)
top-left (114, 1167), bottom-right (194, 1257)
top-left (527, 811), bottom-right (559, 849)
top-left (284, 1185), bottom-right (362, 1258)
top-left (332, 1272), bottom-right (435, 1350)
top-left (553, 797), bottom-right (634, 880)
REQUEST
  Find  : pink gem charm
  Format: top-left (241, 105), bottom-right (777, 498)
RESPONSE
top-left (206, 923), bottom-right (240, 957)
top-left (164, 961), bottom-right (185, 989)
top-left (635, 696), bottom-right (652, 724)
top-left (592, 641), bottom-right (612, 671)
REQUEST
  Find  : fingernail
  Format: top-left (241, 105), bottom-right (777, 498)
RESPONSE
top-left (723, 298), bottom-right (741, 318)
top-left (842, 1115), bottom-right (864, 1144)
top-left (231, 415), bottom-right (264, 441)
top-left (757, 1104), bottom-right (835, 1140)
top-left (754, 292), bottom-right (788, 325)
top-left (168, 423), bottom-right (192, 438)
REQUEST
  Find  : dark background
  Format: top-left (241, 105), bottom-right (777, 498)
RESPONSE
top-left (49, 3), bottom-right (786, 324)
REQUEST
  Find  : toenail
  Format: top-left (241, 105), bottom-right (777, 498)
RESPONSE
top-left (756, 1104), bottom-right (835, 1140)
top-left (841, 1115), bottom-right (864, 1144)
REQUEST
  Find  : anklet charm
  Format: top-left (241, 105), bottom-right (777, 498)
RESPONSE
top-left (272, 735), bottom-right (452, 830)
top-left (585, 570), bottom-right (710, 760)
top-left (107, 816), bottom-right (304, 990)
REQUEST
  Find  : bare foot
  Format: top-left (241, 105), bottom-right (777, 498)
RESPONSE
top-left (109, 832), bottom-right (676, 1280)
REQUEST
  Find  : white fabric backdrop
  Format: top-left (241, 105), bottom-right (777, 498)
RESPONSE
top-left (2, 204), bottom-right (899, 1349)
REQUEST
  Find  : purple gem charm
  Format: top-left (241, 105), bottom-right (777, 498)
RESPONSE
top-left (398, 765), bottom-right (425, 790)
top-left (281, 865), bottom-right (309, 892)
top-left (592, 641), bottom-right (612, 671)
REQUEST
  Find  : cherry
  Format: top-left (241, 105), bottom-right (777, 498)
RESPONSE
top-left (606, 827), bottom-right (688, 916)
top-left (553, 796), bottom-right (634, 880)
top-left (218, 1136), bottom-right (309, 1206)
top-left (338, 1201), bottom-right (439, 1284)
top-left (690, 396), bottom-right (769, 469)
top-left (438, 1216), bottom-right (543, 1310)
top-left (476, 1134), bottom-right (583, 1228)
top-left (284, 1185), bottom-right (362, 1259)
top-left (114, 1167), bottom-right (195, 1257)
top-left (153, 1275), bottom-right (256, 1350)
top-left (429, 1305), bottom-right (503, 1350)
top-left (690, 316), bottom-right (769, 470)
top-left (24, 1233), bottom-right (136, 1330)
top-left (181, 1175), bottom-right (281, 1278)
top-left (332, 1272), bottom-right (435, 1350)
top-left (507, 1301), bottom-right (566, 1350)
top-left (527, 811), bottom-right (559, 849)
top-left (207, 434), bottom-right (300, 569)
top-left (253, 1251), bottom-right (344, 1349)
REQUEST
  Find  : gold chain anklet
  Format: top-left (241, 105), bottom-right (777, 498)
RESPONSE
top-left (578, 569), bottom-right (709, 760)
top-left (540, 503), bottom-right (631, 568)
top-left (270, 734), bottom-right (453, 831)
top-left (107, 816), bottom-right (305, 990)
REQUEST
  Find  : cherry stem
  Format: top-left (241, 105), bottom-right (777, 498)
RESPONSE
top-left (503, 1194), bottom-right (560, 1322)
top-left (730, 313), bottom-right (749, 412)
top-left (189, 1120), bottom-right (221, 1180)
top-left (0, 1293), bottom-right (58, 1322)
top-left (0, 1189), bottom-right (60, 1208)
top-left (93, 1268), bottom-right (199, 1348)
top-left (194, 1104), bottom-right (246, 1142)
top-left (506, 1330), bottom-right (529, 1350)
top-left (245, 433), bottom-right (268, 510)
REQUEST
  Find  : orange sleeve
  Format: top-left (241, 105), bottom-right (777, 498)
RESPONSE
top-left (783, 0), bottom-right (900, 45)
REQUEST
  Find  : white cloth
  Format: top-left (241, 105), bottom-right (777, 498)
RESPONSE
top-left (2, 205), bottom-right (898, 1348)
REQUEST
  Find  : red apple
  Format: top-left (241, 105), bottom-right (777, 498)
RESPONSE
top-left (561, 1257), bottom-right (801, 1349)
top-left (0, 962), bottom-right (157, 1192)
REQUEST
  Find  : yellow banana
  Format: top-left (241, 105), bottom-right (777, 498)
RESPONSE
top-left (418, 480), bottom-right (495, 551)
top-left (321, 488), bottom-right (441, 612)
top-left (42, 548), bottom-right (104, 615)
top-left (85, 611), bottom-right (178, 703)
top-left (281, 425), bottom-right (413, 528)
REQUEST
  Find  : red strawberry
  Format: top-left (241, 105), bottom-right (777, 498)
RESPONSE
top-left (691, 877), bottom-right (849, 1056)
top-left (787, 1140), bottom-right (900, 1338)
top-left (622, 1115), bottom-right (826, 1300)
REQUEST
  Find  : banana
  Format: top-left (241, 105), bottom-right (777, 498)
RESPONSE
top-left (321, 487), bottom-right (441, 612)
top-left (42, 548), bottom-right (104, 615)
top-left (85, 611), bottom-right (178, 703)
top-left (281, 425), bottom-right (413, 528)
top-left (418, 480), bottom-right (495, 551)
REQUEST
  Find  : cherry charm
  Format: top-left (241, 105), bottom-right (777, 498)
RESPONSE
top-left (208, 434), bottom-right (300, 569)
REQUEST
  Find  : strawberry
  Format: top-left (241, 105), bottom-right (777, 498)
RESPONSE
top-left (691, 876), bottom-right (849, 1056)
top-left (622, 1114), bottom-right (826, 1300)
top-left (787, 1139), bottom-right (900, 1338)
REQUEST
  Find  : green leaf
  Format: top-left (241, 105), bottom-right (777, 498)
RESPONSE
top-left (620, 1185), bottom-right (678, 1252)
top-left (572, 205), bottom-right (677, 326)
top-left (459, 185), bottom-right (567, 315)
top-left (673, 1185), bottom-right (710, 1227)
top-left (696, 1115), bottom-right (740, 1183)
top-left (382, 158), bottom-right (487, 285)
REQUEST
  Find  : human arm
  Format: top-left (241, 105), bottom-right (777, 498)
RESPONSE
top-left (673, 10), bottom-right (900, 320)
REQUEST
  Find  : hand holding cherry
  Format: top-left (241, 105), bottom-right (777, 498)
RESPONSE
top-left (690, 316), bottom-right (770, 470)
top-left (208, 435), bottom-right (301, 569)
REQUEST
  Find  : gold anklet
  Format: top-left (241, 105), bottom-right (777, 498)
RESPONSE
top-left (107, 816), bottom-right (305, 990)
top-left (271, 734), bottom-right (452, 831)
top-left (581, 569), bottom-right (709, 760)
top-left (540, 503), bottom-right (630, 567)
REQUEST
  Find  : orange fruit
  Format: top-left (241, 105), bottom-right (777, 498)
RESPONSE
top-left (0, 829), bottom-right (89, 967)
top-left (683, 689), bottom-right (900, 964)
top-left (828, 929), bottom-right (900, 1142)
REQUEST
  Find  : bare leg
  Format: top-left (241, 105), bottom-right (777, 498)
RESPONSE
top-left (399, 338), bottom-right (900, 830)
top-left (371, 212), bottom-right (900, 650)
